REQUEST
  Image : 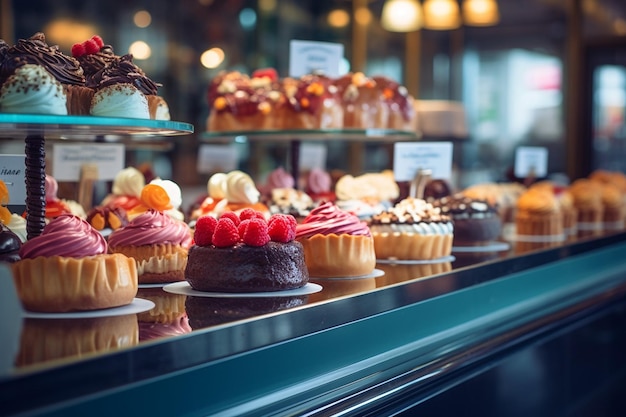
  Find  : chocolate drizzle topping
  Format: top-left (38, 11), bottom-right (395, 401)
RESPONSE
top-left (77, 45), bottom-right (116, 79)
top-left (0, 32), bottom-right (85, 86)
top-left (25, 136), bottom-right (46, 239)
top-left (86, 54), bottom-right (160, 95)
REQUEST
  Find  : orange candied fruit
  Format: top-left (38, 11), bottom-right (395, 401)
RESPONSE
top-left (383, 88), bottom-right (394, 100)
top-left (0, 180), bottom-right (8, 206)
top-left (257, 102), bottom-right (272, 115)
top-left (300, 97), bottom-right (310, 108)
top-left (306, 82), bottom-right (325, 96)
top-left (140, 184), bottom-right (172, 211)
top-left (213, 97), bottom-right (228, 111)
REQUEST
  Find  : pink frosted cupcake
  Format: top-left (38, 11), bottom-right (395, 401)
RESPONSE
top-left (108, 207), bottom-right (192, 284)
top-left (295, 201), bottom-right (375, 277)
top-left (305, 168), bottom-right (336, 202)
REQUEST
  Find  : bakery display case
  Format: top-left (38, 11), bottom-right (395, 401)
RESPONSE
top-left (2, 221), bottom-right (626, 415)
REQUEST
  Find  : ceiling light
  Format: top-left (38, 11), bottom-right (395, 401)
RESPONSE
top-left (423, 0), bottom-right (461, 30)
top-left (381, 0), bottom-right (423, 32)
top-left (463, 0), bottom-right (500, 27)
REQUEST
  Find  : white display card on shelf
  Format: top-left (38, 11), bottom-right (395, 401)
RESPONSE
top-left (299, 143), bottom-right (327, 171)
top-left (0, 154), bottom-right (26, 204)
top-left (289, 40), bottom-right (344, 78)
top-left (52, 143), bottom-right (125, 181)
top-left (197, 144), bottom-right (239, 174)
top-left (393, 142), bottom-right (453, 182)
top-left (514, 146), bottom-right (548, 178)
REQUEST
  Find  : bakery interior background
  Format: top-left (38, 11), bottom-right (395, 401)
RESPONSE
top-left (1, 0), bottom-right (626, 194)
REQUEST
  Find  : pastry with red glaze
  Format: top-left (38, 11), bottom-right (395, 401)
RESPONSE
top-left (295, 201), bottom-right (376, 277)
top-left (334, 72), bottom-right (388, 128)
top-left (185, 210), bottom-right (309, 292)
top-left (11, 214), bottom-right (138, 312)
top-left (372, 75), bottom-right (418, 131)
top-left (108, 185), bottom-right (192, 284)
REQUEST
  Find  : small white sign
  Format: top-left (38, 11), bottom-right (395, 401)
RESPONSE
top-left (197, 145), bottom-right (239, 174)
top-left (0, 155), bottom-right (26, 205)
top-left (52, 144), bottom-right (125, 181)
top-left (289, 40), bottom-right (344, 78)
top-left (515, 146), bottom-right (548, 178)
top-left (299, 143), bottom-right (327, 171)
top-left (393, 142), bottom-right (453, 182)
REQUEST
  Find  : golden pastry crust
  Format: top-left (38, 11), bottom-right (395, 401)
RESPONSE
top-left (108, 243), bottom-right (188, 284)
top-left (136, 288), bottom-right (186, 323)
top-left (515, 189), bottom-right (563, 237)
top-left (297, 233), bottom-right (376, 278)
top-left (12, 253), bottom-right (138, 312)
top-left (16, 314), bottom-right (138, 367)
top-left (372, 231), bottom-right (453, 261)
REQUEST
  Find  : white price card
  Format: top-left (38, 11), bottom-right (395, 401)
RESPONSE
top-left (514, 146), bottom-right (548, 178)
top-left (393, 142), bottom-right (453, 182)
top-left (52, 143), bottom-right (125, 181)
top-left (289, 40), bottom-right (344, 78)
top-left (299, 143), bottom-right (327, 171)
top-left (0, 154), bottom-right (26, 205)
top-left (197, 144), bottom-right (239, 174)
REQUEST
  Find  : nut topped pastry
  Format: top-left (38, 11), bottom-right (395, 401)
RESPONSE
top-left (369, 197), bottom-right (453, 260)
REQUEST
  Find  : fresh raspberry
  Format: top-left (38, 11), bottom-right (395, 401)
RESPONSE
top-left (220, 211), bottom-right (240, 226)
top-left (242, 218), bottom-right (270, 247)
top-left (239, 208), bottom-right (266, 222)
top-left (252, 68), bottom-right (278, 81)
top-left (83, 39), bottom-right (100, 54)
top-left (71, 43), bottom-right (86, 57)
top-left (194, 215), bottom-right (217, 246)
top-left (237, 218), bottom-right (250, 237)
top-left (268, 214), bottom-right (296, 242)
top-left (212, 218), bottom-right (240, 247)
top-left (91, 35), bottom-right (104, 48)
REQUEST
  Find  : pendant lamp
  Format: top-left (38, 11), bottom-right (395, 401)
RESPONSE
top-left (463, 0), bottom-right (500, 26)
top-left (381, 0), bottom-right (423, 32)
top-left (423, 0), bottom-right (461, 30)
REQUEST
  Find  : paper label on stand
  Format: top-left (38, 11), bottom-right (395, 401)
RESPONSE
top-left (393, 142), bottom-right (453, 182)
top-left (289, 40), bottom-right (344, 78)
top-left (197, 145), bottom-right (239, 174)
top-left (514, 146), bottom-right (548, 178)
top-left (299, 143), bottom-right (327, 171)
top-left (0, 155), bottom-right (26, 205)
top-left (52, 144), bottom-right (125, 181)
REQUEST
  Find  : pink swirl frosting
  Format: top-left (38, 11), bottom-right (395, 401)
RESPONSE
top-left (296, 201), bottom-right (371, 238)
top-left (19, 214), bottom-right (107, 258)
top-left (45, 175), bottom-right (59, 201)
top-left (266, 167), bottom-right (295, 189)
top-left (108, 209), bottom-right (192, 248)
top-left (307, 168), bottom-right (331, 194)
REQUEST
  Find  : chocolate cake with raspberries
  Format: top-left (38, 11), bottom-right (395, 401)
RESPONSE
top-left (184, 210), bottom-right (309, 292)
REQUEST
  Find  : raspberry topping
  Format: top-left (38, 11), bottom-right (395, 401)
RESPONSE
top-left (252, 68), bottom-right (278, 82)
top-left (241, 218), bottom-right (270, 247)
top-left (91, 35), bottom-right (104, 48)
top-left (83, 39), bottom-right (100, 54)
top-left (71, 43), bottom-right (86, 57)
top-left (268, 213), bottom-right (297, 243)
top-left (239, 207), bottom-right (265, 221)
top-left (212, 217), bottom-right (240, 247)
top-left (194, 215), bottom-right (217, 246)
top-left (220, 211), bottom-right (240, 226)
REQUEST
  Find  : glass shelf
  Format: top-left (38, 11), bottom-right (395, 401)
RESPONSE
top-left (202, 128), bottom-right (420, 142)
top-left (0, 113), bottom-right (194, 140)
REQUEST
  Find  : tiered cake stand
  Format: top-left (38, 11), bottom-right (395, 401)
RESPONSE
top-left (0, 114), bottom-right (194, 239)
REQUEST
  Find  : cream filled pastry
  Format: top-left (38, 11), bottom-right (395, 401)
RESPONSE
top-left (0, 64), bottom-right (67, 114)
top-left (101, 167), bottom-right (145, 212)
top-left (12, 214), bottom-right (138, 312)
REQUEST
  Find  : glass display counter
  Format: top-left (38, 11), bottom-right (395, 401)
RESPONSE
top-left (1, 230), bottom-right (626, 416)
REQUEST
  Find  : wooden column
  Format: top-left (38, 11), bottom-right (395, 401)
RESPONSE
top-left (565, 0), bottom-right (585, 179)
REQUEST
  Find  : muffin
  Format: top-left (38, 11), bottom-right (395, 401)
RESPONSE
top-left (529, 181), bottom-right (578, 238)
top-left (108, 182), bottom-right (192, 284)
top-left (11, 214), bottom-right (138, 312)
top-left (569, 179), bottom-right (603, 237)
top-left (369, 197), bottom-right (454, 260)
top-left (515, 188), bottom-right (563, 238)
top-left (295, 201), bottom-right (376, 277)
top-left (597, 181), bottom-right (625, 232)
